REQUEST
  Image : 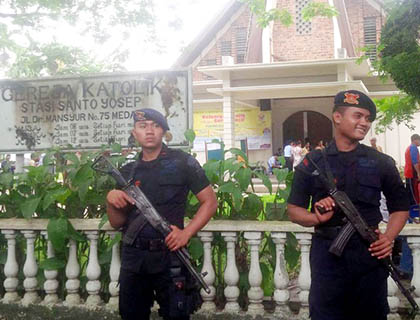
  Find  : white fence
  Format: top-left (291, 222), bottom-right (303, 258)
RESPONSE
top-left (0, 219), bottom-right (419, 319)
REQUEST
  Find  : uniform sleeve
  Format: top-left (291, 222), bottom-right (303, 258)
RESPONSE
top-left (410, 145), bottom-right (419, 165)
top-left (380, 157), bottom-right (410, 213)
top-left (287, 166), bottom-right (312, 208)
top-left (185, 155), bottom-right (210, 195)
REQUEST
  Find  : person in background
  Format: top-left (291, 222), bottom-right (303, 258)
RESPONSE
top-left (315, 140), bottom-right (325, 150)
top-left (397, 133), bottom-right (420, 279)
top-left (292, 140), bottom-right (303, 169)
top-left (370, 137), bottom-right (383, 152)
top-left (1, 154), bottom-right (13, 172)
top-left (283, 140), bottom-right (293, 171)
top-left (302, 141), bottom-right (311, 156)
top-left (405, 134), bottom-right (420, 205)
top-left (267, 153), bottom-right (281, 174)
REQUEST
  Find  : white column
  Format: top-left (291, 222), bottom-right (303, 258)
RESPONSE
top-left (106, 231), bottom-right (121, 311)
top-left (407, 236), bottom-right (420, 307)
top-left (41, 231), bottom-right (59, 305)
top-left (387, 276), bottom-right (401, 320)
top-left (2, 230), bottom-right (20, 303)
top-left (272, 232), bottom-right (291, 317)
top-left (21, 230), bottom-right (40, 305)
top-left (244, 231), bottom-right (264, 316)
top-left (65, 239), bottom-right (81, 306)
top-left (14, 154), bottom-right (25, 173)
top-left (296, 232), bottom-right (312, 319)
top-left (85, 231), bottom-right (102, 306)
top-left (223, 94), bottom-right (235, 152)
top-left (197, 231), bottom-right (216, 312)
top-left (222, 232), bottom-right (240, 313)
top-left (221, 63), bottom-right (234, 153)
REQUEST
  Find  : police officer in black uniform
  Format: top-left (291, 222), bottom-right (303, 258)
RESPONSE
top-left (106, 108), bottom-right (217, 320)
top-left (287, 90), bottom-right (409, 320)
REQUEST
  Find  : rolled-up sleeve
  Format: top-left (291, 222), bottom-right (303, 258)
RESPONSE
top-left (288, 167), bottom-right (311, 209)
top-left (185, 155), bottom-right (210, 195)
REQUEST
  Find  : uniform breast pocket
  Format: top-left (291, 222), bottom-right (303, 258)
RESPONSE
top-left (356, 170), bottom-right (381, 206)
top-left (157, 175), bottom-right (186, 204)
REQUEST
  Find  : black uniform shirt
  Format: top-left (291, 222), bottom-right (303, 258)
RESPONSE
top-left (119, 144), bottom-right (210, 238)
top-left (288, 140), bottom-right (409, 227)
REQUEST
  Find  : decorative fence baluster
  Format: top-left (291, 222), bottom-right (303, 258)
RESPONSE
top-left (41, 231), bottom-right (59, 305)
top-left (222, 232), bottom-right (240, 313)
top-left (2, 230), bottom-right (19, 303)
top-left (65, 239), bottom-right (81, 306)
top-left (407, 236), bottom-right (420, 306)
top-left (85, 231), bottom-right (102, 306)
top-left (272, 232), bottom-right (291, 317)
top-left (197, 231), bottom-right (216, 312)
top-left (21, 230), bottom-right (40, 305)
top-left (244, 231), bottom-right (264, 316)
top-left (296, 232), bottom-right (312, 319)
top-left (387, 276), bottom-right (401, 320)
top-left (106, 231), bottom-right (121, 311)
top-left (0, 219), bottom-right (418, 318)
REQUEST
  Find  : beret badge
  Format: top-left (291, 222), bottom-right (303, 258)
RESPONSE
top-left (135, 111), bottom-right (146, 121)
top-left (343, 92), bottom-right (360, 105)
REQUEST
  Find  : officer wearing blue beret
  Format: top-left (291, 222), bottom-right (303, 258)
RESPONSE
top-left (287, 90), bottom-right (409, 319)
top-left (106, 108), bottom-right (217, 320)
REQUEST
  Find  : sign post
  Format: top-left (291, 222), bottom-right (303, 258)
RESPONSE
top-left (0, 70), bottom-right (191, 152)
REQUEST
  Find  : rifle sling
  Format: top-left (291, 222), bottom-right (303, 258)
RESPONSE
top-left (122, 160), bottom-right (149, 246)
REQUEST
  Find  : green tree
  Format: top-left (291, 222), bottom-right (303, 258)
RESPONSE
top-left (0, 0), bottom-right (156, 77)
top-left (369, 0), bottom-right (420, 132)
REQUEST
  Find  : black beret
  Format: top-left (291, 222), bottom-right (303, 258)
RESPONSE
top-left (133, 108), bottom-right (170, 131)
top-left (333, 90), bottom-right (376, 121)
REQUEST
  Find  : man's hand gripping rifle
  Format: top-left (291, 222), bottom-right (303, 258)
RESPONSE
top-left (307, 155), bottom-right (419, 318)
top-left (92, 155), bottom-right (211, 294)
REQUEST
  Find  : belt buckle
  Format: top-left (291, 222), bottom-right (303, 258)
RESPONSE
top-left (149, 239), bottom-right (164, 251)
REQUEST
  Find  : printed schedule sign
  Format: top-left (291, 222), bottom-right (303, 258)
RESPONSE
top-left (0, 71), bottom-right (191, 152)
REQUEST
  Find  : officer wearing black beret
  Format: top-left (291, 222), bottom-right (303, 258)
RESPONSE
top-left (106, 108), bottom-right (217, 320)
top-left (287, 90), bottom-right (409, 319)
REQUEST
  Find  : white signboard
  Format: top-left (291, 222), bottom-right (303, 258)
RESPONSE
top-left (0, 70), bottom-right (191, 152)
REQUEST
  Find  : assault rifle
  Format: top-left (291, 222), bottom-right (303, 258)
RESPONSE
top-left (92, 155), bottom-right (211, 294)
top-left (308, 154), bottom-right (419, 318)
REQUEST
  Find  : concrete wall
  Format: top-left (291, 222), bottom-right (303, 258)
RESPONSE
top-left (364, 112), bottom-right (420, 168)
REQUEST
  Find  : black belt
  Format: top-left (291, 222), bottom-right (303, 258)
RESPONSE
top-left (130, 238), bottom-right (167, 251)
top-left (315, 225), bottom-right (378, 240)
top-left (314, 226), bottom-right (343, 240)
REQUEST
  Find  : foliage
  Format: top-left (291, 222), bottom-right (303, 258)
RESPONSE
top-left (0, 0), bottom-right (156, 77)
top-left (185, 139), bottom-right (298, 306)
top-left (8, 42), bottom-right (109, 78)
top-left (241, 0), bottom-right (338, 28)
top-left (357, 0), bottom-right (420, 132)
top-left (373, 95), bottom-right (417, 133)
top-left (379, 0), bottom-right (420, 100)
top-left (0, 135), bottom-right (299, 306)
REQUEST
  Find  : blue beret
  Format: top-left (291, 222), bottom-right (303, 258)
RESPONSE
top-left (133, 108), bottom-right (170, 131)
top-left (333, 90), bottom-right (376, 121)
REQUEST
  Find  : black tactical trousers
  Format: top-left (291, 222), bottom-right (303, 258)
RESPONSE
top-left (119, 245), bottom-right (190, 320)
top-left (309, 234), bottom-right (389, 320)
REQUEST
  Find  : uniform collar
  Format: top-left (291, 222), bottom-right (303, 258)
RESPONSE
top-left (326, 140), bottom-right (367, 156)
top-left (138, 143), bottom-right (170, 163)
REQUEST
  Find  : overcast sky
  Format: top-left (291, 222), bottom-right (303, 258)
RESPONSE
top-left (52, 0), bottom-right (233, 72)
